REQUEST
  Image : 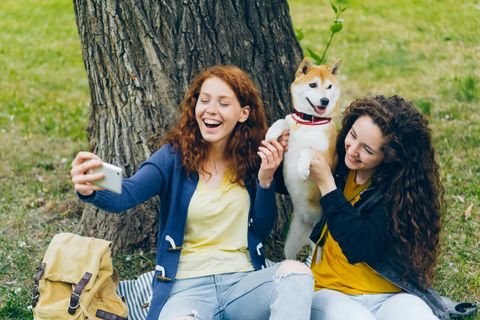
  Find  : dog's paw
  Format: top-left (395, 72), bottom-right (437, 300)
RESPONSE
top-left (265, 128), bottom-right (281, 141)
top-left (298, 167), bottom-right (310, 180)
top-left (297, 155), bottom-right (312, 180)
top-left (265, 119), bottom-right (288, 141)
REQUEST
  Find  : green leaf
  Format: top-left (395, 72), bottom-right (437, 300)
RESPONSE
top-left (331, 2), bottom-right (338, 14)
top-left (307, 48), bottom-right (323, 65)
top-left (295, 28), bottom-right (304, 41)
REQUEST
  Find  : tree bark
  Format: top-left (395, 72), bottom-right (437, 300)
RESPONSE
top-left (73, 0), bottom-right (302, 257)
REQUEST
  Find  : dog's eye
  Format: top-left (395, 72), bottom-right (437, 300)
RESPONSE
top-left (309, 83), bottom-right (317, 88)
top-left (327, 84), bottom-right (333, 89)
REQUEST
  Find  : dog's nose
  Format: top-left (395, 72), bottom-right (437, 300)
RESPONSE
top-left (320, 97), bottom-right (329, 106)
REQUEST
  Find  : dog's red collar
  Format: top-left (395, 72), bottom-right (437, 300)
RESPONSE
top-left (292, 109), bottom-right (331, 125)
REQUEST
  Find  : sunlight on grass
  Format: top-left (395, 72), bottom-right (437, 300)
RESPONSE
top-left (0, 0), bottom-right (89, 140)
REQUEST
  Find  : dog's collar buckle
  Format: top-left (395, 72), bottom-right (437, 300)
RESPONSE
top-left (292, 110), bottom-right (331, 125)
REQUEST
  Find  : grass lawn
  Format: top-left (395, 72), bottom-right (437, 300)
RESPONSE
top-left (0, 0), bottom-right (478, 318)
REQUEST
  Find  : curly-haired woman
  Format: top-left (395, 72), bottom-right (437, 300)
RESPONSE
top-left (71, 65), bottom-right (313, 320)
top-left (308, 95), bottom-right (448, 319)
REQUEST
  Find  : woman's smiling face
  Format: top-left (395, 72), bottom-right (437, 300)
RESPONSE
top-left (195, 76), bottom-right (250, 149)
top-left (344, 115), bottom-right (385, 179)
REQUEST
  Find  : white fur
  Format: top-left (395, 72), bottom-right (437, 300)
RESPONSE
top-left (266, 60), bottom-right (340, 259)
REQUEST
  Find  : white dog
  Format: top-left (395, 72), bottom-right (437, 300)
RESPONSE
top-left (266, 57), bottom-right (340, 259)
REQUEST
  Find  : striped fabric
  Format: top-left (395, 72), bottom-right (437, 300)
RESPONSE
top-left (117, 271), bottom-right (154, 320)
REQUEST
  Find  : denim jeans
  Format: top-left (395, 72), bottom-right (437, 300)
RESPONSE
top-left (158, 262), bottom-right (313, 320)
top-left (311, 288), bottom-right (439, 320)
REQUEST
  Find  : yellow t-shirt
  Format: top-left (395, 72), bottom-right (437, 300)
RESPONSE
top-left (175, 174), bottom-right (254, 279)
top-left (312, 170), bottom-right (401, 294)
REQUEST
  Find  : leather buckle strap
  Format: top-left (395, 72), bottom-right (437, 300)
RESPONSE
top-left (68, 272), bottom-right (92, 315)
top-left (31, 263), bottom-right (46, 307)
top-left (96, 309), bottom-right (127, 320)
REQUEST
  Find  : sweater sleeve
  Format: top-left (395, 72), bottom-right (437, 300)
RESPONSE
top-left (320, 189), bottom-right (389, 264)
top-left (79, 145), bottom-right (174, 213)
top-left (273, 164), bottom-right (289, 195)
top-left (250, 180), bottom-right (278, 240)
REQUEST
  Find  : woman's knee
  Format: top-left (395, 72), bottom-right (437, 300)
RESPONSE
top-left (275, 259), bottom-right (312, 276)
top-left (311, 289), bottom-right (375, 320)
top-left (375, 293), bottom-right (438, 320)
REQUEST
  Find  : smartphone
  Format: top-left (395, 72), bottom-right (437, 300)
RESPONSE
top-left (89, 162), bottom-right (123, 194)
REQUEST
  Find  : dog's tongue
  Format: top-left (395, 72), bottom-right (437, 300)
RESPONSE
top-left (314, 106), bottom-right (327, 115)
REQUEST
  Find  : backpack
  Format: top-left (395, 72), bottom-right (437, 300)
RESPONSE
top-left (32, 232), bottom-right (128, 320)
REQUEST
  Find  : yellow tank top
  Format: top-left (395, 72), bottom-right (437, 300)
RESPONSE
top-left (311, 170), bottom-right (401, 294)
top-left (175, 173), bottom-right (254, 279)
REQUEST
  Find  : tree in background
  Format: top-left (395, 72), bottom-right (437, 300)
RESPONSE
top-left (73, 0), bottom-right (302, 256)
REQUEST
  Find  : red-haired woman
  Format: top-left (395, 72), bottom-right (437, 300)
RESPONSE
top-left (71, 65), bottom-right (313, 320)
top-left (308, 95), bottom-right (448, 319)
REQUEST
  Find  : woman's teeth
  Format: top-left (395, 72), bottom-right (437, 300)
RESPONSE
top-left (204, 119), bottom-right (221, 128)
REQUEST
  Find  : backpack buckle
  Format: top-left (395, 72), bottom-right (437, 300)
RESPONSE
top-left (67, 272), bottom-right (92, 315)
top-left (68, 292), bottom-right (81, 314)
top-left (31, 263), bottom-right (45, 308)
top-left (31, 285), bottom-right (40, 307)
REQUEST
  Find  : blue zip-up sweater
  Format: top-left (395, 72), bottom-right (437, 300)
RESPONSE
top-left (79, 144), bottom-right (278, 320)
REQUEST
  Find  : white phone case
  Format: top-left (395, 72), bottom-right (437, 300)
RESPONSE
top-left (90, 162), bottom-right (123, 194)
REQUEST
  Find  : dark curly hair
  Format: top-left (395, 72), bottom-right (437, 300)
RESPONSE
top-left (336, 95), bottom-right (444, 288)
top-left (163, 65), bottom-right (267, 184)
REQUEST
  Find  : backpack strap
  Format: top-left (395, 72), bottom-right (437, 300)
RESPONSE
top-left (96, 309), bottom-right (127, 320)
top-left (31, 263), bottom-right (46, 307)
top-left (68, 272), bottom-right (92, 315)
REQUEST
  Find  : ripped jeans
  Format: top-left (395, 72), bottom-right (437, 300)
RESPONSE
top-left (157, 260), bottom-right (313, 320)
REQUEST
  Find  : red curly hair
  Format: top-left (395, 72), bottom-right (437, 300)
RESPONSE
top-left (163, 65), bottom-right (268, 184)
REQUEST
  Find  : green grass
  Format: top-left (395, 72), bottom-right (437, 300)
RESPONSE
top-left (0, 0), bottom-right (89, 140)
top-left (0, 0), bottom-right (479, 318)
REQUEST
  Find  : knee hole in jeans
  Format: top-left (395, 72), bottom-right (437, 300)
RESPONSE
top-left (275, 260), bottom-right (312, 277)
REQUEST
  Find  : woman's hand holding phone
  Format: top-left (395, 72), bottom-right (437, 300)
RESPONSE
top-left (71, 152), bottom-right (123, 196)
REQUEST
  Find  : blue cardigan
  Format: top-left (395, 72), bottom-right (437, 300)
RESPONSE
top-left (79, 144), bottom-right (278, 320)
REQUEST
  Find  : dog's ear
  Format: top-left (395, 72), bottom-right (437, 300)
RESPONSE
top-left (330, 59), bottom-right (342, 75)
top-left (295, 57), bottom-right (314, 77)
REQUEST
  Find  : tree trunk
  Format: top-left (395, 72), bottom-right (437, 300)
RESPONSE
top-left (73, 0), bottom-right (302, 257)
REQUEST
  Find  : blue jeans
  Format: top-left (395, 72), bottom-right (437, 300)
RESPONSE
top-left (158, 261), bottom-right (313, 320)
top-left (311, 289), bottom-right (439, 320)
